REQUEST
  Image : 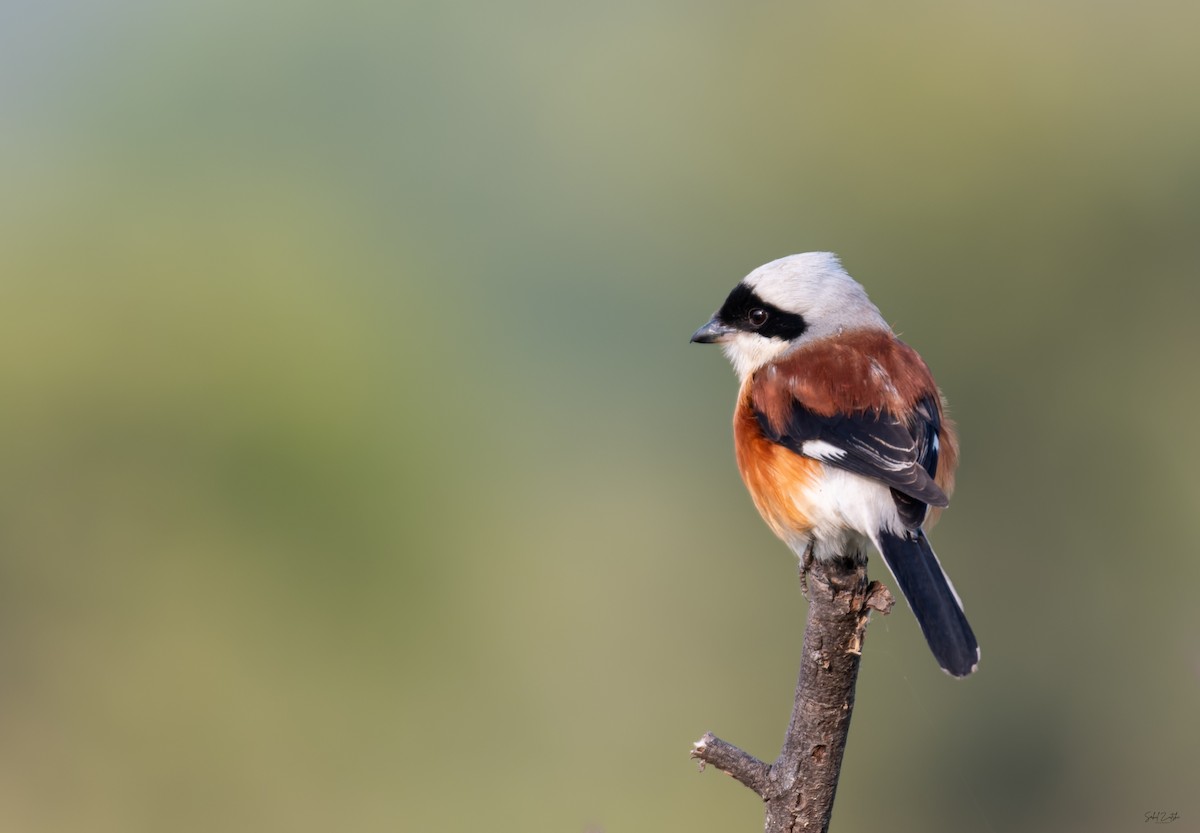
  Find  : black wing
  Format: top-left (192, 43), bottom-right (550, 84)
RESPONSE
top-left (890, 394), bottom-right (943, 527)
top-left (909, 393), bottom-right (942, 483)
top-left (754, 393), bottom-right (946, 527)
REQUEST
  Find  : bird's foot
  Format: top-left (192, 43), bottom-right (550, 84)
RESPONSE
top-left (799, 542), bottom-right (815, 599)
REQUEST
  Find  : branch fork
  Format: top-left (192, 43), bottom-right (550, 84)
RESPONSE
top-left (691, 557), bottom-right (894, 833)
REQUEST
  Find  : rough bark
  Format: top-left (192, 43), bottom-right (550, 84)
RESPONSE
top-left (691, 556), bottom-right (894, 833)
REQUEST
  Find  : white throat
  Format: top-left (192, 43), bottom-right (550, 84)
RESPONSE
top-left (721, 332), bottom-right (795, 382)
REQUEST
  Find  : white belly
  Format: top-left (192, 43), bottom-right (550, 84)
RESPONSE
top-left (791, 467), bottom-right (903, 562)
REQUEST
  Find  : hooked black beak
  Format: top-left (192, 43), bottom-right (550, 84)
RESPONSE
top-left (690, 315), bottom-right (737, 344)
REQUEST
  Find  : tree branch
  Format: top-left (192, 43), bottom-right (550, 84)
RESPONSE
top-left (691, 556), bottom-right (894, 833)
top-left (691, 733), bottom-right (770, 792)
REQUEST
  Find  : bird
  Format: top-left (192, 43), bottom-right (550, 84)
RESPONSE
top-left (691, 252), bottom-right (979, 677)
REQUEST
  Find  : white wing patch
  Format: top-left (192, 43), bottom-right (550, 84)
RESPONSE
top-left (801, 439), bottom-right (847, 461)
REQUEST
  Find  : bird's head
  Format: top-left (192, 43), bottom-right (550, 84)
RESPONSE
top-left (690, 252), bottom-right (888, 380)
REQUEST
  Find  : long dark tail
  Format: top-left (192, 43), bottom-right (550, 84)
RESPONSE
top-left (875, 529), bottom-right (979, 677)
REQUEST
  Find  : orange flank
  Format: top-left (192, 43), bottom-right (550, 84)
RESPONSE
top-left (733, 380), bottom-right (821, 542)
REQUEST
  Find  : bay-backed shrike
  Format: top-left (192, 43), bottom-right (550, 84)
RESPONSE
top-left (691, 253), bottom-right (978, 676)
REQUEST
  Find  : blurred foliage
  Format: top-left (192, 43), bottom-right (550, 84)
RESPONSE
top-left (1, 1), bottom-right (1198, 831)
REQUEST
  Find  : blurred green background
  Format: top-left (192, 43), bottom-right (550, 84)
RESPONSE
top-left (2, 1), bottom-right (1198, 831)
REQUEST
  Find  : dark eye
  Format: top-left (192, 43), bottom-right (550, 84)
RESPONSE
top-left (747, 308), bottom-right (769, 328)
